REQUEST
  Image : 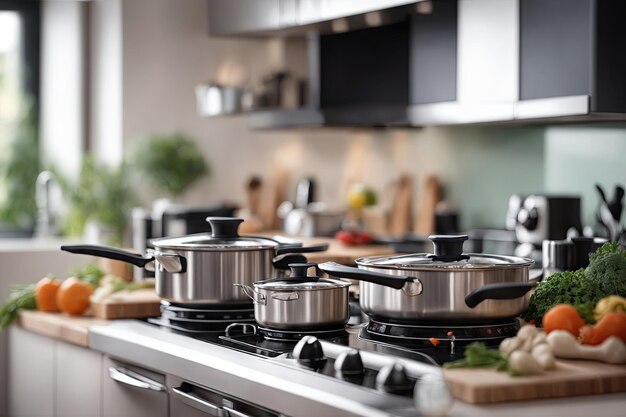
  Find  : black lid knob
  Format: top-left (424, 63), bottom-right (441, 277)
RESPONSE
top-left (376, 363), bottom-right (414, 395)
top-left (292, 336), bottom-right (325, 366)
top-left (289, 263), bottom-right (317, 278)
top-left (427, 235), bottom-right (470, 262)
top-left (206, 217), bottom-right (243, 238)
top-left (334, 349), bottom-right (364, 377)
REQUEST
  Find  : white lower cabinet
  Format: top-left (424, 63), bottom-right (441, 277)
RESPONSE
top-left (56, 342), bottom-right (103, 417)
top-left (102, 357), bottom-right (168, 417)
top-left (8, 327), bottom-right (56, 417)
top-left (8, 327), bottom-right (103, 417)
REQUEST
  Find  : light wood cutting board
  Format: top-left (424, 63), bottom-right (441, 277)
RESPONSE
top-left (90, 289), bottom-right (161, 319)
top-left (443, 359), bottom-right (626, 404)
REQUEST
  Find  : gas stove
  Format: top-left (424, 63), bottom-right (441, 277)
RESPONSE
top-left (90, 304), bottom-right (516, 416)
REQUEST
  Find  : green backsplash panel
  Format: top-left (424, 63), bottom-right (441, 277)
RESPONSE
top-left (544, 124), bottom-right (626, 227)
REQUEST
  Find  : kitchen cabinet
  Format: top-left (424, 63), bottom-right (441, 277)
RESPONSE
top-left (8, 326), bottom-right (103, 417)
top-left (8, 327), bottom-right (55, 417)
top-left (208, 0), bottom-right (291, 36)
top-left (518, 0), bottom-right (626, 119)
top-left (208, 0), bottom-right (420, 36)
top-left (56, 342), bottom-right (102, 417)
top-left (102, 357), bottom-right (168, 417)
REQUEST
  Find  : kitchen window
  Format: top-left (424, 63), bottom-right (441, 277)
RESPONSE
top-left (0, 0), bottom-right (40, 235)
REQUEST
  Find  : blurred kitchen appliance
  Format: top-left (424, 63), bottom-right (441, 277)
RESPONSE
top-left (508, 194), bottom-right (582, 246)
top-left (542, 237), bottom-right (607, 278)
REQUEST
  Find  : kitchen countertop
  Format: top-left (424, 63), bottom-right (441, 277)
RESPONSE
top-left (264, 233), bottom-right (395, 264)
top-left (16, 310), bottom-right (109, 347)
top-left (14, 311), bottom-right (626, 415)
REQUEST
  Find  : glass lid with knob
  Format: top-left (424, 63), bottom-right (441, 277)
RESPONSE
top-left (151, 217), bottom-right (281, 250)
top-left (254, 263), bottom-right (351, 291)
top-left (355, 235), bottom-right (534, 270)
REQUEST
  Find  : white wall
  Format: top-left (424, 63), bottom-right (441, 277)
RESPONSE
top-left (119, 0), bottom-right (545, 229)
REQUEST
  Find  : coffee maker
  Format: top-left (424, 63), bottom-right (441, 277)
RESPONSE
top-left (506, 194), bottom-right (582, 264)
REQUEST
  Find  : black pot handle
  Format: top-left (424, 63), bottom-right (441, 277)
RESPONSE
top-left (61, 245), bottom-right (153, 268)
top-left (272, 254), bottom-right (308, 270)
top-left (275, 243), bottom-right (329, 256)
top-left (318, 262), bottom-right (412, 290)
top-left (465, 282), bottom-right (536, 308)
top-left (206, 217), bottom-right (243, 238)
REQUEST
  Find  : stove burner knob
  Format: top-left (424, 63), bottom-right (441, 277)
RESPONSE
top-left (376, 363), bottom-right (414, 395)
top-left (292, 335), bottom-right (325, 366)
top-left (334, 349), bottom-right (364, 377)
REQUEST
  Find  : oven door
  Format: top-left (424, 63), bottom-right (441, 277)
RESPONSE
top-left (168, 376), bottom-right (281, 417)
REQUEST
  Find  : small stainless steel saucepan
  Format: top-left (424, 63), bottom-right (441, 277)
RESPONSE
top-left (235, 263), bottom-right (420, 330)
top-left (61, 217), bottom-right (328, 305)
top-left (319, 234), bottom-right (537, 323)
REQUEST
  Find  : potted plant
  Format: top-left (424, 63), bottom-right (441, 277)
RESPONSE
top-left (55, 155), bottom-right (135, 247)
top-left (130, 133), bottom-right (210, 200)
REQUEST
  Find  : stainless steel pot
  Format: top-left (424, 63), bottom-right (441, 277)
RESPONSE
top-left (319, 235), bottom-right (537, 322)
top-left (235, 263), bottom-right (352, 330)
top-left (61, 217), bottom-right (328, 305)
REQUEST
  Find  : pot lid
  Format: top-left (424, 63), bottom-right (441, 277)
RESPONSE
top-left (356, 235), bottom-right (533, 270)
top-left (150, 217), bottom-right (279, 251)
top-left (254, 263), bottom-right (351, 291)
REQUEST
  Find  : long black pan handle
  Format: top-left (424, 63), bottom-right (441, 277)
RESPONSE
top-left (61, 245), bottom-right (153, 268)
top-left (275, 243), bottom-right (329, 256)
top-left (318, 262), bottom-right (413, 290)
top-left (465, 282), bottom-right (536, 308)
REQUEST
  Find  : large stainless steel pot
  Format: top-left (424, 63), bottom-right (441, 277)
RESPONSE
top-left (319, 235), bottom-right (537, 322)
top-left (235, 263), bottom-right (352, 330)
top-left (61, 217), bottom-right (328, 305)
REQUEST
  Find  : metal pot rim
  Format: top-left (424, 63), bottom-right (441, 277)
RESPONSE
top-left (253, 278), bottom-right (351, 291)
top-left (355, 253), bottom-right (534, 271)
top-left (150, 233), bottom-right (278, 251)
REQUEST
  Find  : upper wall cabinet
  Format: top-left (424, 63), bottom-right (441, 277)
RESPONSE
top-left (207, 0), bottom-right (421, 36)
top-left (517, 0), bottom-right (626, 120)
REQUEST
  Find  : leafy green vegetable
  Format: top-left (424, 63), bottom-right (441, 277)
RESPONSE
top-left (71, 263), bottom-right (105, 290)
top-left (522, 242), bottom-right (626, 324)
top-left (585, 242), bottom-right (626, 296)
top-left (443, 342), bottom-right (508, 371)
top-left (0, 284), bottom-right (37, 330)
top-left (130, 133), bottom-right (209, 198)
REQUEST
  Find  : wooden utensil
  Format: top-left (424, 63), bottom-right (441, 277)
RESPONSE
top-left (388, 174), bottom-right (413, 237)
top-left (258, 167), bottom-right (290, 230)
top-left (414, 175), bottom-right (441, 235)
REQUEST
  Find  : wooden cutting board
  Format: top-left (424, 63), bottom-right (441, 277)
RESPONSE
top-left (443, 360), bottom-right (626, 404)
top-left (90, 289), bottom-right (161, 319)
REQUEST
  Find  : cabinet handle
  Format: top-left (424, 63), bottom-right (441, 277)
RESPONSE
top-left (223, 406), bottom-right (253, 417)
top-left (108, 366), bottom-right (166, 392)
top-left (172, 386), bottom-right (228, 416)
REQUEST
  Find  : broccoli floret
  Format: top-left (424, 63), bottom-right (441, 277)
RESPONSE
top-left (585, 242), bottom-right (626, 296)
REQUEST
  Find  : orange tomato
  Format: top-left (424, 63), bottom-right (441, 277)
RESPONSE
top-left (35, 277), bottom-right (61, 312)
top-left (580, 312), bottom-right (626, 345)
top-left (56, 277), bottom-right (93, 316)
top-left (542, 304), bottom-right (586, 336)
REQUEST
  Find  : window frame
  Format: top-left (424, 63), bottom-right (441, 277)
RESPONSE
top-left (0, 0), bottom-right (41, 118)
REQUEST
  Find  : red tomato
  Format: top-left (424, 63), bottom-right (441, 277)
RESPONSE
top-left (335, 230), bottom-right (357, 246)
top-left (353, 232), bottom-right (373, 245)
